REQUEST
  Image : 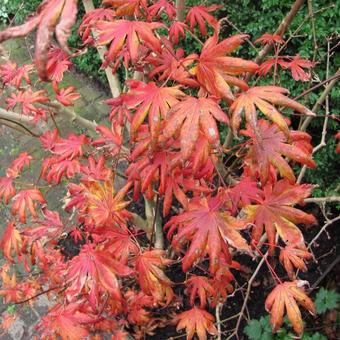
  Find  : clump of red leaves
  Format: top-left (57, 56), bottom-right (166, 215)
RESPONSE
top-left (0, 1), bottom-right (320, 339)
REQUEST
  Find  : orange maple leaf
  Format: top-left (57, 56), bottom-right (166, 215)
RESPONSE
top-left (166, 194), bottom-right (250, 274)
top-left (191, 28), bottom-right (258, 101)
top-left (11, 189), bottom-right (46, 223)
top-left (186, 275), bottom-right (216, 308)
top-left (176, 306), bottom-right (217, 340)
top-left (244, 179), bottom-right (316, 252)
top-left (265, 281), bottom-right (315, 334)
top-left (241, 120), bottom-right (316, 184)
top-left (134, 249), bottom-right (173, 305)
top-left (231, 86), bottom-right (314, 135)
top-left (0, 222), bottom-right (23, 262)
top-left (0, 177), bottom-right (16, 205)
top-left (163, 96), bottom-right (229, 159)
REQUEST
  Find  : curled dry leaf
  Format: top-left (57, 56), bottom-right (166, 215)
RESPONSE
top-left (265, 281), bottom-right (315, 334)
top-left (0, 0), bottom-right (78, 80)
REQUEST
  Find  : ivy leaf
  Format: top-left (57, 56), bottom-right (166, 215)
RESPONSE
top-left (176, 306), bottom-right (217, 340)
top-left (265, 281), bottom-right (315, 335)
top-left (244, 316), bottom-right (273, 340)
top-left (314, 288), bottom-right (340, 314)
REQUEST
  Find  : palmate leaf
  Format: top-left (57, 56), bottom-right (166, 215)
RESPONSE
top-left (0, 62), bottom-right (33, 88)
top-left (244, 179), bottom-right (316, 252)
top-left (11, 189), bottom-right (46, 223)
top-left (265, 281), bottom-right (315, 334)
top-left (124, 81), bottom-right (185, 141)
top-left (190, 29), bottom-right (258, 101)
top-left (231, 86), bottom-right (314, 135)
top-left (102, 0), bottom-right (147, 17)
top-left (66, 244), bottom-right (133, 305)
top-left (0, 177), bottom-right (16, 204)
top-left (280, 55), bottom-right (315, 82)
top-left (186, 275), bottom-right (216, 308)
top-left (134, 250), bottom-right (173, 305)
top-left (163, 96), bottom-right (229, 159)
top-left (176, 306), bottom-right (217, 340)
top-left (96, 19), bottom-right (163, 65)
top-left (241, 120), bottom-right (316, 184)
top-left (165, 194), bottom-right (250, 274)
top-left (0, 222), bottom-right (23, 262)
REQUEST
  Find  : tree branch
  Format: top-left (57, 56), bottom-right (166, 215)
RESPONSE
top-left (176, 0), bottom-right (186, 22)
top-left (304, 196), bottom-right (340, 204)
top-left (82, 0), bottom-right (121, 98)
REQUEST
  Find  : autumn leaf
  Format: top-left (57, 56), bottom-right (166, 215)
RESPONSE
top-left (148, 0), bottom-right (176, 20)
top-left (134, 250), bottom-right (173, 305)
top-left (66, 245), bottom-right (133, 304)
top-left (46, 46), bottom-right (72, 82)
top-left (176, 307), bottom-right (217, 340)
top-left (244, 179), bottom-right (316, 252)
top-left (102, 0), bottom-right (147, 17)
top-left (52, 133), bottom-right (88, 161)
top-left (280, 55), bottom-right (315, 82)
top-left (0, 177), bottom-right (16, 204)
top-left (124, 80), bottom-right (185, 141)
top-left (165, 194), bottom-right (250, 274)
top-left (0, 222), bottom-right (23, 262)
top-left (11, 189), bottom-right (46, 223)
top-left (96, 20), bottom-right (163, 64)
top-left (265, 281), bottom-right (315, 334)
top-left (279, 245), bottom-right (312, 280)
top-left (0, 0), bottom-right (78, 80)
top-left (169, 21), bottom-right (188, 44)
top-left (6, 152), bottom-right (33, 178)
top-left (191, 29), bottom-right (258, 101)
top-left (80, 155), bottom-right (112, 183)
top-left (255, 33), bottom-right (284, 45)
top-left (0, 62), bottom-right (33, 88)
top-left (186, 276), bottom-right (216, 308)
top-left (186, 5), bottom-right (221, 36)
top-left (42, 157), bottom-right (81, 184)
top-left (336, 131), bottom-right (340, 154)
top-left (54, 85), bottom-right (81, 106)
top-left (163, 96), bottom-right (229, 159)
top-left (241, 120), bottom-right (316, 184)
top-left (231, 86), bottom-right (314, 135)
top-left (256, 57), bottom-right (287, 77)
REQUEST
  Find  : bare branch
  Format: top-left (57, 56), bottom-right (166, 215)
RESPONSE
top-left (176, 0), bottom-right (186, 22)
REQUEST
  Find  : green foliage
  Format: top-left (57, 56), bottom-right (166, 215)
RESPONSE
top-left (245, 315), bottom-right (327, 340)
top-left (314, 288), bottom-right (340, 314)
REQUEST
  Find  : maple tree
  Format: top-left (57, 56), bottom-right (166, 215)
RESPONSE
top-left (0, 1), bottom-right (338, 339)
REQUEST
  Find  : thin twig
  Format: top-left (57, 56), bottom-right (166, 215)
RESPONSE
top-left (304, 196), bottom-right (340, 204)
top-left (215, 303), bottom-right (222, 340)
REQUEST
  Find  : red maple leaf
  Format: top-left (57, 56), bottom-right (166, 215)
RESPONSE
top-left (52, 133), bottom-right (88, 160)
top-left (186, 275), bottom-right (216, 308)
top-left (335, 131), bottom-right (340, 153)
top-left (0, 222), bottom-right (23, 262)
top-left (66, 245), bottom-right (133, 305)
top-left (54, 85), bottom-right (81, 106)
top-left (255, 33), bottom-right (284, 45)
top-left (165, 194), bottom-right (250, 274)
top-left (256, 57), bottom-right (287, 76)
top-left (169, 21), bottom-right (188, 44)
top-left (191, 29), bottom-right (258, 100)
top-left (11, 189), bottom-right (46, 223)
top-left (80, 155), bottom-right (112, 183)
top-left (186, 5), bottom-right (221, 36)
top-left (6, 89), bottom-right (49, 116)
top-left (134, 250), bottom-right (173, 305)
top-left (96, 20), bottom-right (163, 64)
top-left (265, 281), bottom-right (315, 334)
top-left (231, 86), bottom-right (315, 136)
top-left (241, 120), bottom-right (316, 184)
top-left (0, 62), bottom-right (33, 88)
top-left (125, 81), bottom-right (185, 141)
top-left (176, 307), bottom-right (217, 340)
top-left (280, 54), bottom-right (315, 81)
top-left (78, 8), bottom-right (116, 44)
top-left (163, 96), bottom-right (229, 159)
top-left (6, 152), bottom-right (33, 178)
top-left (0, 177), bottom-right (16, 205)
top-left (46, 46), bottom-right (72, 82)
top-left (279, 245), bottom-right (312, 279)
top-left (244, 179), bottom-right (316, 252)
top-left (148, 0), bottom-right (176, 20)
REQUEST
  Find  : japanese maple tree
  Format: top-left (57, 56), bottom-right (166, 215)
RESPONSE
top-left (0, 1), bottom-right (337, 339)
